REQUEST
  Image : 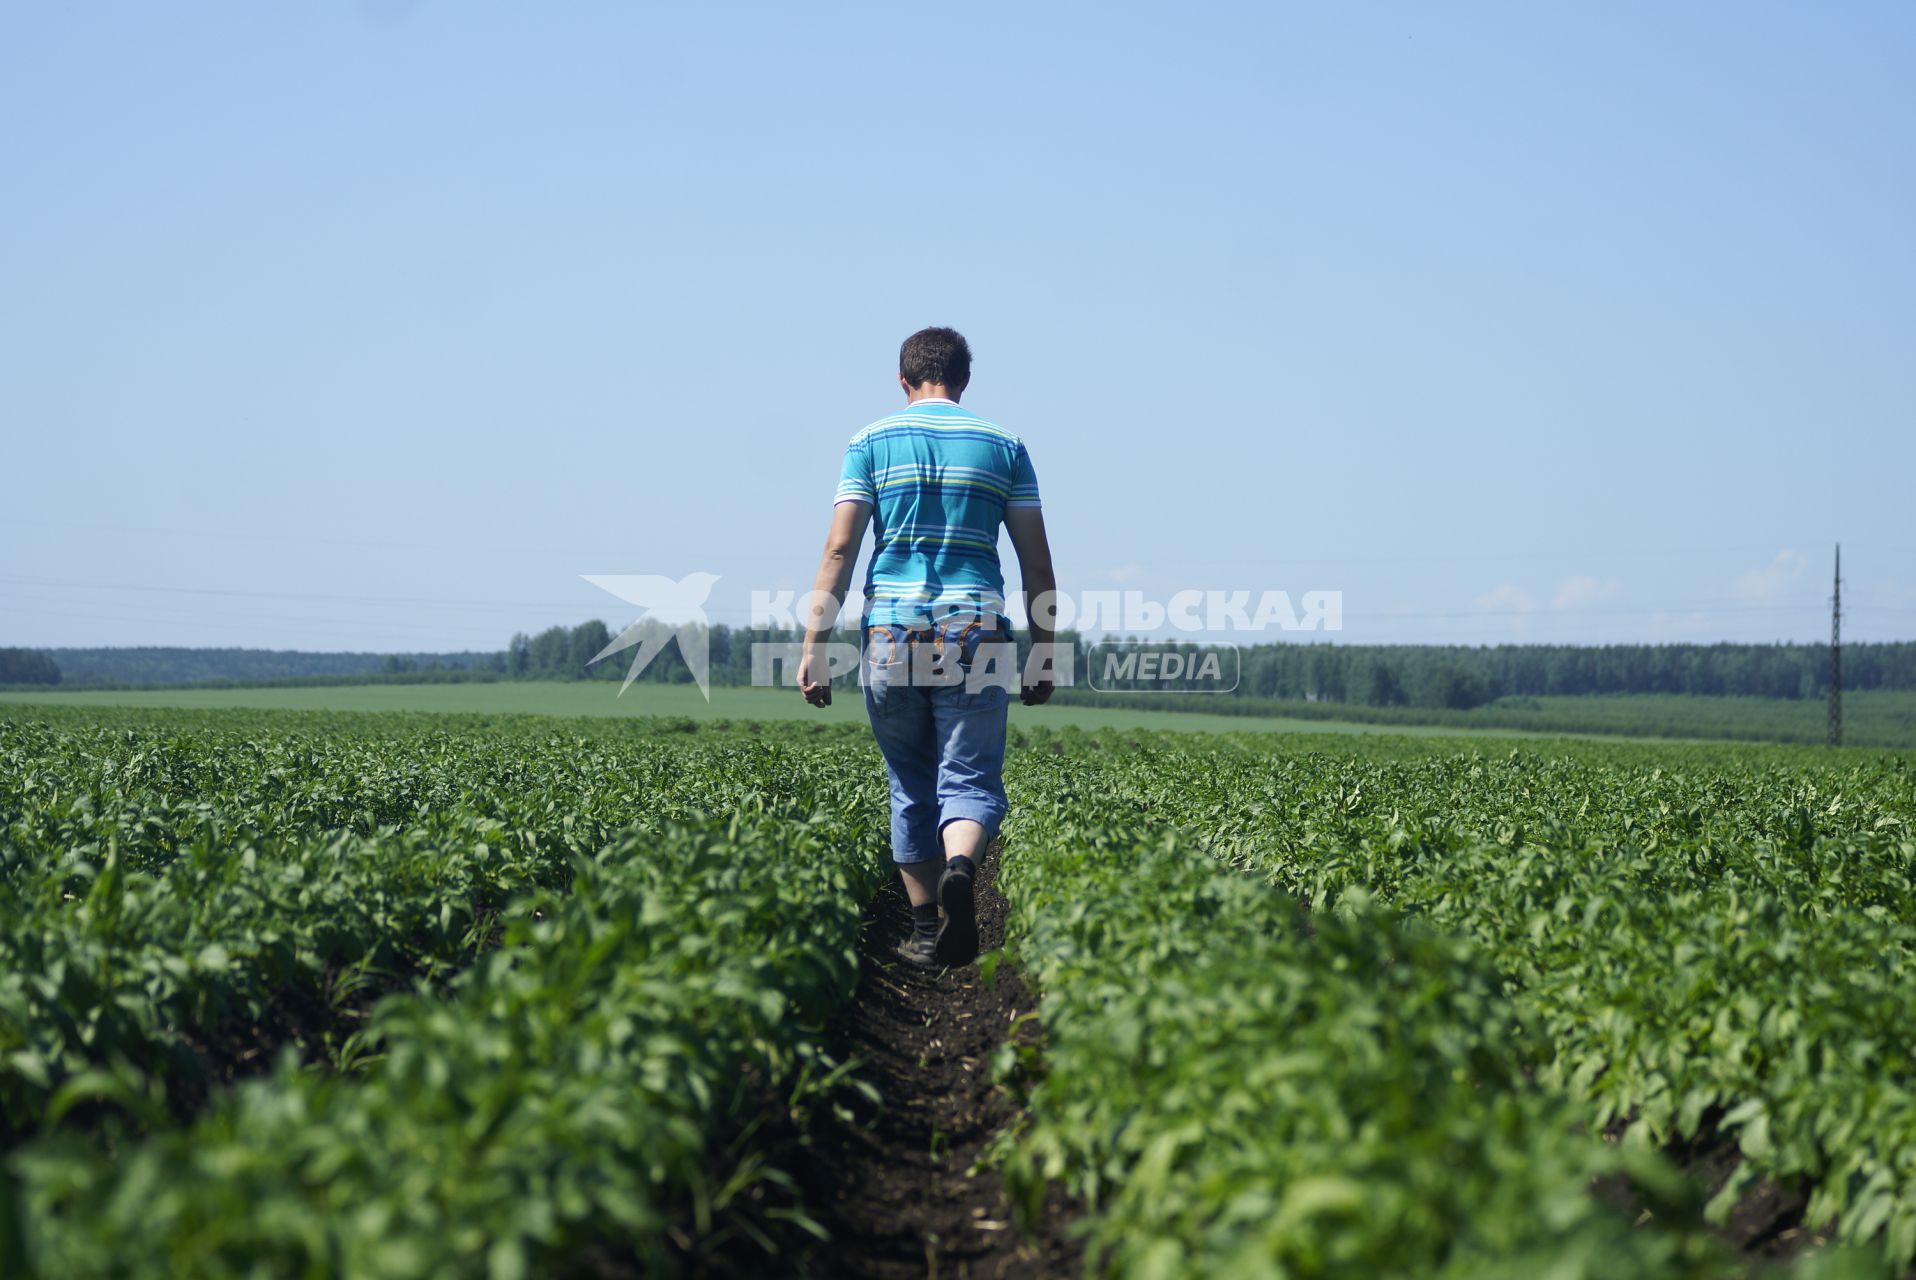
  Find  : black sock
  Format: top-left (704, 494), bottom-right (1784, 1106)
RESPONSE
top-left (911, 902), bottom-right (940, 942)
top-left (946, 854), bottom-right (976, 881)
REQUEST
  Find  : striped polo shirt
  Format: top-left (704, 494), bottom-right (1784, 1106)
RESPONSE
top-left (833, 398), bottom-right (1041, 627)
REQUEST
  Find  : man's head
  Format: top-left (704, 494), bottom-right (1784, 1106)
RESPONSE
top-left (899, 326), bottom-right (971, 398)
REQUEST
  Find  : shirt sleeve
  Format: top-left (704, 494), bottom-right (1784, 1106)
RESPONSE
top-left (1006, 441), bottom-right (1042, 508)
top-left (834, 435), bottom-right (876, 506)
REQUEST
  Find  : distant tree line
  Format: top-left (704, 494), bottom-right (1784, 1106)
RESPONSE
top-left (0, 648), bottom-right (61, 685)
top-left (505, 622), bottom-right (815, 685)
top-left (33, 647), bottom-right (500, 687)
top-left (20, 633), bottom-right (1916, 707)
top-left (1224, 641), bottom-right (1916, 709)
top-left (505, 624), bottom-right (1916, 710)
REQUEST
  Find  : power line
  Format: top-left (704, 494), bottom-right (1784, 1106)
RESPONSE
top-left (0, 517), bottom-right (782, 565)
top-left (0, 605), bottom-right (498, 646)
top-left (1216, 543), bottom-right (1833, 567)
top-left (0, 575), bottom-right (604, 614)
top-left (11, 516), bottom-right (1910, 568)
top-left (0, 597), bottom-right (511, 640)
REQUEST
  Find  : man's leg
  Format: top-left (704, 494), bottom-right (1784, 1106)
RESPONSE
top-left (931, 693), bottom-right (1011, 851)
top-left (896, 856), bottom-right (940, 907)
top-left (873, 711), bottom-right (947, 962)
top-left (939, 818), bottom-right (990, 863)
top-left (864, 640), bottom-right (941, 885)
top-left (925, 657), bottom-right (1012, 965)
top-left (896, 818), bottom-right (985, 907)
top-left (864, 634), bottom-right (949, 964)
top-left (873, 730), bottom-right (940, 907)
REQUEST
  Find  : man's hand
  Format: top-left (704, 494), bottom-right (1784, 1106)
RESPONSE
top-left (798, 649), bottom-right (833, 707)
top-left (1021, 676), bottom-right (1054, 706)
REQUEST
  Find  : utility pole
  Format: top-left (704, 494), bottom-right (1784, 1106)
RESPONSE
top-left (1828, 543), bottom-right (1842, 747)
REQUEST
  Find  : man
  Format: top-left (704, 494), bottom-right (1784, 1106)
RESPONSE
top-left (797, 327), bottom-right (1056, 968)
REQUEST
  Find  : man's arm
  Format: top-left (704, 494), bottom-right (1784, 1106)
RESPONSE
top-left (1004, 505), bottom-right (1057, 706)
top-left (798, 500), bottom-right (871, 707)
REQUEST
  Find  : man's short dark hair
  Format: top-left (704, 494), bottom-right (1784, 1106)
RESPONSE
top-left (899, 327), bottom-right (971, 391)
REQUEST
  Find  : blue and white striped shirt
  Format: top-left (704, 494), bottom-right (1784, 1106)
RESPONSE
top-left (834, 399), bottom-right (1041, 627)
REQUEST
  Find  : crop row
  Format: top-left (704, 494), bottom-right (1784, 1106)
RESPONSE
top-left (998, 763), bottom-right (1721, 1276)
top-left (0, 719), bottom-right (873, 1144)
top-left (1, 714), bottom-right (892, 1275)
top-left (11, 808), bottom-right (884, 1275)
top-left (997, 735), bottom-right (1916, 1271)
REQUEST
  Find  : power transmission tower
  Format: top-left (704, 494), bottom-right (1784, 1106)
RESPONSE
top-left (1828, 543), bottom-right (1842, 747)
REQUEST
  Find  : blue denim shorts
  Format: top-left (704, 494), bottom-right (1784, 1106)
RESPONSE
top-left (861, 617), bottom-right (1016, 865)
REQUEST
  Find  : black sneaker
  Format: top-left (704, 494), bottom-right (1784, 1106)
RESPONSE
top-left (934, 860), bottom-right (978, 966)
top-left (894, 935), bottom-right (938, 969)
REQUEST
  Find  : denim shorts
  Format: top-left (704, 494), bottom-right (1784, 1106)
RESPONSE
top-left (861, 617), bottom-right (1016, 865)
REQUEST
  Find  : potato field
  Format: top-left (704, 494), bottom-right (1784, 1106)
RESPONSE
top-left (1, 704), bottom-right (1911, 1279)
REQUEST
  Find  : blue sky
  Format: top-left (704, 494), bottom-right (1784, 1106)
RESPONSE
top-left (3, 2), bottom-right (1912, 652)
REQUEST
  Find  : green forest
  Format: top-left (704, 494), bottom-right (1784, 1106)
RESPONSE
top-left (17, 646), bottom-right (503, 687)
top-left (493, 624), bottom-right (1914, 711)
top-left (15, 630), bottom-right (1916, 712)
top-left (0, 649), bottom-right (63, 685)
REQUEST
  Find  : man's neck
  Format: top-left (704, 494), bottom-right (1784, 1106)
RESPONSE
top-left (905, 383), bottom-right (961, 405)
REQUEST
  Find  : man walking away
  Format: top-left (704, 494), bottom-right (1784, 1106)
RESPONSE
top-left (797, 327), bottom-right (1056, 967)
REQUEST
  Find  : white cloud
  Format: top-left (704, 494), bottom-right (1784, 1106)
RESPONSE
top-left (1553, 575), bottom-right (1622, 610)
top-left (1474, 583), bottom-right (1537, 614)
top-left (1103, 561), bottom-right (1143, 584)
top-left (1735, 550), bottom-right (1808, 600)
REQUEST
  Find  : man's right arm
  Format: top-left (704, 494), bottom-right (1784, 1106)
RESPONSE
top-left (798, 499), bottom-right (870, 707)
top-left (1004, 505), bottom-right (1057, 706)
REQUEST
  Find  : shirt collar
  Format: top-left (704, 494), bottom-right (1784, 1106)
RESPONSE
top-left (908, 397), bottom-right (957, 407)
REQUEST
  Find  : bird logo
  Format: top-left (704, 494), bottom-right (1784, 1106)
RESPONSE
top-left (581, 572), bottom-right (721, 699)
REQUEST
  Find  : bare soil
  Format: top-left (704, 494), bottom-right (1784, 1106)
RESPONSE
top-left (784, 844), bottom-right (1083, 1279)
top-left (1595, 1106), bottom-right (1828, 1266)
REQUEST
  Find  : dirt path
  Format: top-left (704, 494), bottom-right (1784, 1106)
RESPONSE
top-left (788, 845), bottom-right (1082, 1279)
top-left (1595, 1108), bottom-right (1825, 1265)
